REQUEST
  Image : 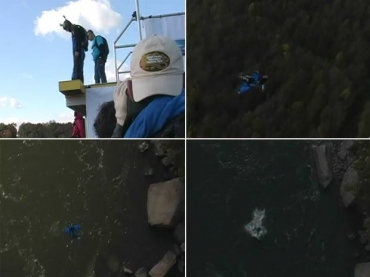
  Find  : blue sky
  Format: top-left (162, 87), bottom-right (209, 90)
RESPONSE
top-left (0, 0), bottom-right (184, 126)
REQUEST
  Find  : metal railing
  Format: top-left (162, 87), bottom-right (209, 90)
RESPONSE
top-left (113, 12), bottom-right (185, 81)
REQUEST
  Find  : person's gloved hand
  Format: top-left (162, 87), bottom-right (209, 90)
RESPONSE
top-left (112, 79), bottom-right (129, 137)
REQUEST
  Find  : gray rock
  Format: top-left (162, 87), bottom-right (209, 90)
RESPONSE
top-left (341, 140), bottom-right (354, 151)
top-left (138, 142), bottom-right (149, 153)
top-left (354, 262), bottom-right (370, 277)
top-left (313, 144), bottom-right (333, 188)
top-left (135, 267), bottom-right (148, 277)
top-left (180, 242), bottom-right (185, 252)
top-left (338, 141), bottom-right (354, 160)
top-left (152, 141), bottom-right (165, 157)
top-left (173, 222), bottom-right (185, 243)
top-left (340, 167), bottom-right (358, 207)
top-left (161, 157), bottom-right (173, 167)
top-left (147, 178), bottom-right (185, 227)
top-left (149, 251), bottom-right (177, 277)
top-left (337, 150), bottom-right (347, 160)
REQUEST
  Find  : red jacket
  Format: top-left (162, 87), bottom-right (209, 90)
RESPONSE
top-left (72, 112), bottom-right (85, 138)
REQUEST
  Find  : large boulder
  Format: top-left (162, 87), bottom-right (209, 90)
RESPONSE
top-left (340, 167), bottom-right (358, 207)
top-left (149, 251), bottom-right (177, 277)
top-left (151, 141), bottom-right (165, 157)
top-left (354, 262), bottom-right (370, 277)
top-left (313, 144), bottom-right (333, 188)
top-left (338, 140), bottom-right (354, 160)
top-left (136, 267), bottom-right (148, 277)
top-left (147, 178), bottom-right (185, 227)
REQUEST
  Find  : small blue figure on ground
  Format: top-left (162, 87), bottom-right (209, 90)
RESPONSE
top-left (64, 222), bottom-right (81, 242)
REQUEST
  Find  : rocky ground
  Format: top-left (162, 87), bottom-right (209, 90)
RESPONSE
top-left (312, 141), bottom-right (370, 277)
top-left (92, 140), bottom-right (185, 277)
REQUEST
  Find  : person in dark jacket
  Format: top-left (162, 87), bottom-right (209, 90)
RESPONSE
top-left (72, 111), bottom-right (85, 138)
top-left (60, 16), bottom-right (88, 83)
top-left (87, 30), bottom-right (108, 84)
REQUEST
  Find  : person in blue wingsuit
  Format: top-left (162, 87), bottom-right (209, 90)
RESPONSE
top-left (64, 222), bottom-right (81, 242)
top-left (60, 16), bottom-right (89, 83)
top-left (238, 71), bottom-right (268, 94)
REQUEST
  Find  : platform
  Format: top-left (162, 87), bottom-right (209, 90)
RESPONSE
top-left (85, 82), bottom-right (117, 89)
top-left (58, 80), bottom-right (85, 96)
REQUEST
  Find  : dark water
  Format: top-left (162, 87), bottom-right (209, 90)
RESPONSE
top-left (0, 140), bottom-right (179, 277)
top-left (187, 141), bottom-right (362, 277)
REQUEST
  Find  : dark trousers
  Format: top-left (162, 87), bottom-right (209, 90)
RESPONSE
top-left (72, 50), bottom-right (85, 83)
top-left (94, 59), bottom-right (107, 84)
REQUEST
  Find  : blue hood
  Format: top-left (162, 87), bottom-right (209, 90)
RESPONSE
top-left (124, 89), bottom-right (185, 138)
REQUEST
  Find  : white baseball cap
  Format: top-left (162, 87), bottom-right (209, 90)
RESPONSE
top-left (130, 35), bottom-right (184, 102)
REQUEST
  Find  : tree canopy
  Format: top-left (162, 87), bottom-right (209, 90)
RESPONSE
top-left (187, 0), bottom-right (370, 138)
top-left (0, 121), bottom-right (72, 138)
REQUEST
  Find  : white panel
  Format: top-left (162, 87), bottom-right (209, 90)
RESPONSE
top-left (85, 85), bottom-right (115, 138)
top-left (144, 15), bottom-right (185, 41)
top-left (143, 15), bottom-right (185, 59)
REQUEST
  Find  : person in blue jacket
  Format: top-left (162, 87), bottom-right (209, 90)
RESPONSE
top-left (87, 30), bottom-right (108, 84)
top-left (60, 16), bottom-right (88, 83)
top-left (238, 71), bottom-right (268, 94)
top-left (111, 35), bottom-right (185, 138)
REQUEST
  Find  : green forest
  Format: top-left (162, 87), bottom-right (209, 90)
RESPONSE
top-left (187, 0), bottom-right (370, 138)
top-left (0, 122), bottom-right (72, 138)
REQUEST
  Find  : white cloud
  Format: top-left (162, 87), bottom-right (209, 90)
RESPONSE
top-left (9, 98), bottom-right (23, 109)
top-left (0, 97), bottom-right (23, 109)
top-left (57, 112), bottom-right (74, 123)
top-left (34, 0), bottom-right (122, 38)
top-left (1, 117), bottom-right (20, 125)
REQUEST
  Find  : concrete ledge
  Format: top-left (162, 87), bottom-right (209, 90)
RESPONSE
top-left (59, 80), bottom-right (85, 96)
